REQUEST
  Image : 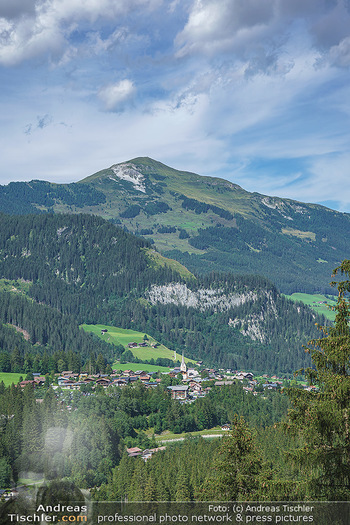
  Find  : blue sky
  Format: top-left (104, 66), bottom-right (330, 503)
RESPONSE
top-left (1, 0), bottom-right (350, 211)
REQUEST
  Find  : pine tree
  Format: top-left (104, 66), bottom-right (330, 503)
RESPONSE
top-left (175, 472), bottom-right (192, 502)
top-left (286, 260), bottom-right (350, 500)
top-left (128, 459), bottom-right (147, 501)
top-left (144, 475), bottom-right (158, 501)
top-left (204, 415), bottom-right (268, 500)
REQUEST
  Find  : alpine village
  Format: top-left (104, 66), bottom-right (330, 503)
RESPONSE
top-left (1, 157), bottom-right (350, 510)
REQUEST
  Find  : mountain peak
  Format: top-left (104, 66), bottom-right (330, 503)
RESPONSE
top-left (109, 162), bottom-right (147, 193)
top-left (81, 156), bottom-right (244, 193)
top-left (2, 156), bottom-right (349, 295)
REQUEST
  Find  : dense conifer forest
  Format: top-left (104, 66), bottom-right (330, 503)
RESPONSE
top-left (0, 211), bottom-right (350, 506)
top-left (0, 213), bottom-right (325, 374)
top-left (0, 379), bottom-right (289, 492)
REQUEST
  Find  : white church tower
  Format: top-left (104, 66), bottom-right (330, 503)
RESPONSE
top-left (180, 350), bottom-right (187, 374)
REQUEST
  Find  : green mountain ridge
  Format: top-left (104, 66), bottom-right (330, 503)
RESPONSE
top-left (1, 157), bottom-right (349, 293)
top-left (0, 213), bottom-right (324, 375)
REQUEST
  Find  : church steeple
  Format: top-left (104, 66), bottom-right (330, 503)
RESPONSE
top-left (180, 350), bottom-right (187, 373)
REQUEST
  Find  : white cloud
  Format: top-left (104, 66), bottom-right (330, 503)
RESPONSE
top-left (0, 82), bottom-right (228, 184)
top-left (175, 0), bottom-right (276, 58)
top-left (277, 153), bottom-right (350, 211)
top-left (326, 36), bottom-right (350, 68)
top-left (98, 79), bottom-right (136, 111)
top-left (0, 0), bottom-right (162, 65)
top-left (176, 0), bottom-right (350, 74)
top-left (0, 0), bottom-right (350, 215)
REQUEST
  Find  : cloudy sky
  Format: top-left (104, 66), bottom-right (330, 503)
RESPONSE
top-left (1, 0), bottom-right (350, 211)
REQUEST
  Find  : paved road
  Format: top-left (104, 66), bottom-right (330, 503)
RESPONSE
top-left (157, 433), bottom-right (224, 443)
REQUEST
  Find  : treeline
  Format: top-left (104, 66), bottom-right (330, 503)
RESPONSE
top-left (120, 201), bottom-right (171, 219)
top-left (179, 195), bottom-right (233, 220)
top-left (0, 213), bottom-right (326, 374)
top-left (0, 291), bottom-right (122, 373)
top-left (112, 292), bottom-right (320, 374)
top-left (0, 181), bottom-right (106, 215)
top-left (96, 424), bottom-right (303, 503)
top-left (0, 213), bottom-right (184, 323)
top-left (164, 206), bottom-right (350, 294)
top-left (98, 438), bottom-right (219, 501)
top-left (167, 230), bottom-right (339, 295)
top-left (0, 383), bottom-right (120, 488)
top-left (0, 380), bottom-right (289, 490)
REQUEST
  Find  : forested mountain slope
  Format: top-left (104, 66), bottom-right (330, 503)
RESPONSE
top-left (0, 213), bottom-right (324, 374)
top-left (0, 157), bottom-right (349, 293)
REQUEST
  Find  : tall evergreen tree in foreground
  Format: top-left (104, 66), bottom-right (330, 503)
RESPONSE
top-left (204, 415), bottom-right (269, 500)
top-left (286, 260), bottom-right (350, 500)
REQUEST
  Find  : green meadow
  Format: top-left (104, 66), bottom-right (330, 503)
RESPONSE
top-left (285, 293), bottom-right (337, 321)
top-left (153, 427), bottom-right (226, 442)
top-left (81, 324), bottom-right (195, 364)
top-left (0, 372), bottom-right (23, 386)
top-left (112, 363), bottom-right (171, 373)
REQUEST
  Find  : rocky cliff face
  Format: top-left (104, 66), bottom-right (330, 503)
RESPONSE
top-left (146, 282), bottom-right (283, 344)
top-left (146, 282), bottom-right (258, 312)
top-left (229, 291), bottom-right (278, 343)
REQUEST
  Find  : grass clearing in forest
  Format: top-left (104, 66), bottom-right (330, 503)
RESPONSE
top-left (281, 228), bottom-right (316, 241)
top-left (112, 362), bottom-right (171, 373)
top-left (154, 427), bottom-right (226, 442)
top-left (0, 372), bottom-right (23, 386)
top-left (285, 293), bottom-right (336, 321)
top-left (145, 249), bottom-right (195, 280)
top-left (81, 323), bottom-right (195, 364)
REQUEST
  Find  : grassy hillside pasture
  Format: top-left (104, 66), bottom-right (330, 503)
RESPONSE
top-left (112, 362), bottom-right (172, 373)
top-left (145, 248), bottom-right (196, 278)
top-left (0, 372), bottom-right (23, 386)
top-left (153, 427), bottom-right (226, 442)
top-left (81, 324), bottom-right (195, 363)
top-left (285, 293), bottom-right (336, 321)
top-left (281, 227), bottom-right (316, 241)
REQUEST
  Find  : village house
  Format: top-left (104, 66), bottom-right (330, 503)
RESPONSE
top-left (95, 378), bottom-right (111, 387)
top-left (188, 381), bottom-right (202, 395)
top-left (233, 372), bottom-right (254, 381)
top-left (113, 378), bottom-right (129, 387)
top-left (167, 385), bottom-right (189, 400)
top-left (19, 380), bottom-right (35, 388)
top-left (141, 446), bottom-right (166, 461)
top-left (82, 377), bottom-right (95, 384)
top-left (186, 368), bottom-right (200, 378)
top-left (126, 447), bottom-right (142, 457)
top-left (263, 382), bottom-right (279, 390)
